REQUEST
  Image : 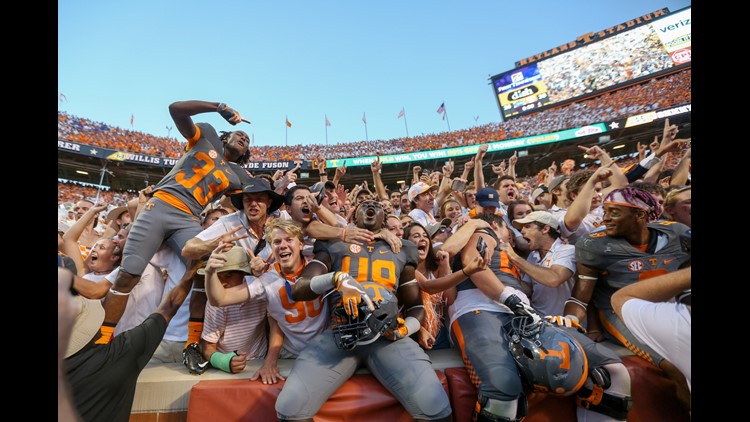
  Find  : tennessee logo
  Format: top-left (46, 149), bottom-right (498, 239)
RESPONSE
top-left (208, 149), bottom-right (218, 159)
top-left (349, 244), bottom-right (362, 254)
top-left (627, 260), bottom-right (645, 272)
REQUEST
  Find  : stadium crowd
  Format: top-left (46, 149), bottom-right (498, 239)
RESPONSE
top-left (58, 69), bottom-right (690, 162)
top-left (58, 68), bottom-right (691, 421)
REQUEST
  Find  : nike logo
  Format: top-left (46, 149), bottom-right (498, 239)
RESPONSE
top-left (379, 250), bottom-right (389, 254)
top-left (197, 362), bottom-right (209, 369)
top-left (663, 258), bottom-right (677, 265)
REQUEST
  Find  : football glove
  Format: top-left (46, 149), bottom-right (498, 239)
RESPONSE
top-left (545, 315), bottom-right (587, 333)
top-left (217, 103), bottom-right (241, 125)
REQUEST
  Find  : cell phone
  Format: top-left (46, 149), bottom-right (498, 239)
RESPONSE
top-left (476, 236), bottom-right (487, 258)
top-left (451, 178), bottom-right (467, 192)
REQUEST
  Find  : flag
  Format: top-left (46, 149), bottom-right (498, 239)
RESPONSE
top-left (362, 112), bottom-right (367, 124)
top-left (59, 92), bottom-right (67, 103)
top-left (286, 118), bottom-right (292, 127)
top-left (436, 102), bottom-right (445, 115)
top-left (397, 108), bottom-right (405, 119)
top-left (130, 114), bottom-right (134, 127)
top-left (325, 115), bottom-right (331, 127)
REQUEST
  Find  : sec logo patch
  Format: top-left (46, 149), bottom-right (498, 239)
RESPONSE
top-left (627, 260), bottom-right (644, 272)
top-left (208, 150), bottom-right (218, 159)
top-left (349, 244), bottom-right (362, 254)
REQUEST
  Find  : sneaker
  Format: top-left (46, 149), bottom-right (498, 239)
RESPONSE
top-left (182, 342), bottom-right (209, 375)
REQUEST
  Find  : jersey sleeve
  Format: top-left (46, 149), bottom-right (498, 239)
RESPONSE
top-left (575, 232), bottom-right (606, 267)
top-left (400, 239), bottom-right (419, 268)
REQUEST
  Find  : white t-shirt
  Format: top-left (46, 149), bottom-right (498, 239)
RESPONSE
top-left (554, 207), bottom-right (603, 245)
top-left (107, 266), bottom-right (164, 336)
top-left (409, 208), bottom-right (436, 228)
top-left (621, 299), bottom-right (691, 392)
top-left (151, 246), bottom-right (191, 342)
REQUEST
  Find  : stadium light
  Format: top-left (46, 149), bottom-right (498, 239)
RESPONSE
top-left (76, 170), bottom-right (89, 175)
top-left (612, 144), bottom-right (625, 150)
top-left (396, 180), bottom-right (405, 185)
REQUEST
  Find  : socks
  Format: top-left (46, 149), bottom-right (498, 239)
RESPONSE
top-left (95, 323), bottom-right (117, 345)
top-left (186, 319), bottom-right (204, 348)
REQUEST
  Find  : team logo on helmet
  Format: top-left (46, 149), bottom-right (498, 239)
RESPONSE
top-left (507, 316), bottom-right (588, 396)
top-left (331, 281), bottom-right (398, 350)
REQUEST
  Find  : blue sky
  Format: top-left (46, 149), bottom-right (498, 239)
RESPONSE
top-left (58, 1), bottom-right (691, 148)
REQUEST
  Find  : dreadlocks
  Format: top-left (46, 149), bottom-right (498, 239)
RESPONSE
top-left (219, 130), bottom-right (251, 165)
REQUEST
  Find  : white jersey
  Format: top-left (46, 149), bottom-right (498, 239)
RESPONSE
top-left (247, 260), bottom-right (328, 358)
top-left (196, 211), bottom-right (273, 264)
top-left (107, 266), bottom-right (164, 336)
top-left (523, 239), bottom-right (576, 317)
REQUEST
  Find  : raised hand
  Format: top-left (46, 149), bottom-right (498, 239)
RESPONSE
top-left (247, 246), bottom-right (269, 277)
top-left (217, 103), bottom-right (248, 125)
top-left (335, 162), bottom-right (347, 178)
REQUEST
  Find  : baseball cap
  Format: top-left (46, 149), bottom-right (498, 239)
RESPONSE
top-left (512, 210), bottom-right (560, 231)
top-left (197, 246), bottom-right (252, 275)
top-left (426, 218), bottom-right (453, 238)
top-left (530, 186), bottom-right (549, 203)
top-left (476, 187), bottom-right (501, 208)
top-left (548, 175), bottom-right (569, 192)
top-left (65, 295), bottom-right (106, 358)
top-left (408, 182), bottom-right (432, 202)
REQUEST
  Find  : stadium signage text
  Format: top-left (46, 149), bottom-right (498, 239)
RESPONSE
top-left (327, 124), bottom-right (607, 168)
top-left (58, 141), bottom-right (309, 171)
top-left (515, 8), bottom-right (669, 67)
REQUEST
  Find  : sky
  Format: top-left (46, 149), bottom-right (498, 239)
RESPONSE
top-left (58, 0), bottom-right (691, 148)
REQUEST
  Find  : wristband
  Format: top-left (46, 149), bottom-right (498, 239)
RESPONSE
top-left (403, 316), bottom-right (421, 337)
top-left (461, 268), bottom-right (468, 277)
top-left (340, 228), bottom-right (347, 241)
top-left (217, 103), bottom-right (226, 113)
top-left (210, 351), bottom-right (238, 373)
top-left (310, 272), bottom-right (337, 294)
top-left (109, 288), bottom-right (131, 296)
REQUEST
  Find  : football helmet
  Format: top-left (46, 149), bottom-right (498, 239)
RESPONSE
top-left (331, 281), bottom-right (399, 350)
top-left (507, 315), bottom-right (588, 396)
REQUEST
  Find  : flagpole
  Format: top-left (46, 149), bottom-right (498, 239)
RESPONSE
top-left (325, 115), bottom-right (328, 146)
top-left (444, 109), bottom-right (451, 132)
top-left (402, 107), bottom-right (409, 137)
top-left (285, 115), bottom-right (288, 146)
top-left (363, 112), bottom-right (368, 142)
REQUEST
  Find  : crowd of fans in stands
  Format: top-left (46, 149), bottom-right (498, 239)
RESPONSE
top-left (58, 69), bottom-right (690, 162)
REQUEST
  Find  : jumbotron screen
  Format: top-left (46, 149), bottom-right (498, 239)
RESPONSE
top-left (490, 6), bottom-right (691, 121)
